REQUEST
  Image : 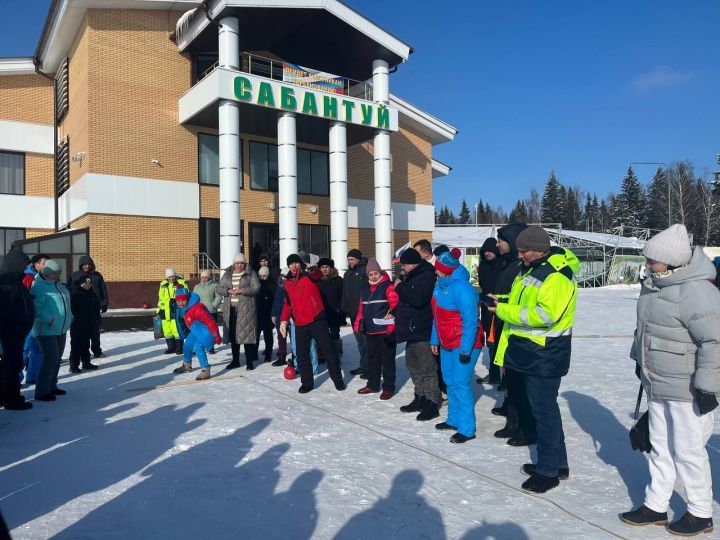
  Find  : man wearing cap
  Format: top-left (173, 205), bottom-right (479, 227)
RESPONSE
top-left (490, 225), bottom-right (579, 493)
top-left (280, 254), bottom-right (346, 393)
top-left (341, 249), bottom-right (368, 376)
top-left (394, 247), bottom-right (440, 420)
top-left (621, 224), bottom-right (720, 536)
top-left (157, 268), bottom-right (188, 355)
top-left (313, 257), bottom-right (344, 362)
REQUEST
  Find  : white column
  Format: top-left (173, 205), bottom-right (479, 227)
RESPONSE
top-left (218, 17), bottom-right (241, 269)
top-left (278, 112), bottom-right (298, 264)
top-left (329, 121), bottom-right (348, 273)
top-left (372, 59), bottom-right (392, 272)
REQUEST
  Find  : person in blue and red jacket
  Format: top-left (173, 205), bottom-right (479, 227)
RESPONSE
top-left (431, 248), bottom-right (484, 443)
top-left (355, 258), bottom-right (400, 400)
top-left (171, 287), bottom-right (222, 381)
top-left (279, 254), bottom-right (346, 394)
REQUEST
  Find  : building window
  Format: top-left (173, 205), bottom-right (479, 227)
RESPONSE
top-left (250, 142), bottom-right (328, 196)
top-left (299, 224), bottom-right (329, 258)
top-left (56, 137), bottom-right (70, 196)
top-left (0, 228), bottom-right (25, 265)
top-left (193, 53), bottom-right (218, 83)
top-left (198, 134), bottom-right (243, 186)
top-left (13, 228), bottom-right (88, 280)
top-left (0, 152), bottom-right (24, 195)
top-left (56, 57), bottom-right (69, 123)
top-left (199, 218), bottom-right (243, 269)
top-left (249, 141), bottom-right (278, 191)
top-left (297, 148), bottom-right (329, 196)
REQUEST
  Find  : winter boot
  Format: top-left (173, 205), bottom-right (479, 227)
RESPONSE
top-left (494, 424), bottom-right (520, 439)
top-left (450, 433), bottom-right (476, 444)
top-left (435, 422), bottom-right (457, 431)
top-left (164, 338), bottom-right (176, 354)
top-left (521, 473), bottom-right (560, 494)
top-left (522, 463), bottom-right (569, 480)
top-left (173, 362), bottom-right (192, 374)
top-left (271, 357), bottom-right (285, 367)
top-left (416, 400), bottom-right (440, 421)
top-left (69, 357), bottom-right (81, 374)
top-left (667, 512), bottom-right (713, 536)
top-left (507, 433), bottom-right (536, 447)
top-left (620, 506), bottom-right (668, 527)
top-left (82, 361), bottom-right (98, 370)
top-left (3, 399), bottom-right (33, 411)
top-left (195, 368), bottom-right (211, 381)
top-left (400, 394), bottom-right (425, 413)
top-left (175, 339), bottom-right (184, 355)
top-left (491, 402), bottom-right (508, 416)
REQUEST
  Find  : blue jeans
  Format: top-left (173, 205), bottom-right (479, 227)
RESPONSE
top-left (36, 334), bottom-right (67, 397)
top-left (440, 347), bottom-right (481, 437)
top-left (23, 333), bottom-right (42, 384)
top-left (524, 375), bottom-right (567, 477)
top-left (290, 322), bottom-right (318, 374)
top-left (183, 334), bottom-right (209, 369)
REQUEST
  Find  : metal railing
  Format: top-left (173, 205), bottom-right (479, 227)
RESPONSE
top-left (197, 52), bottom-right (373, 101)
top-left (193, 252), bottom-right (222, 278)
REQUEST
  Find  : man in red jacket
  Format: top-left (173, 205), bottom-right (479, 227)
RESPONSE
top-left (280, 254), bottom-right (346, 394)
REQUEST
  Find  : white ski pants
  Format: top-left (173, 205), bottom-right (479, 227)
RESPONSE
top-left (644, 398), bottom-right (714, 518)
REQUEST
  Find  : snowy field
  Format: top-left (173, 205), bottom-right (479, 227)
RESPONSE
top-left (2, 286), bottom-right (720, 539)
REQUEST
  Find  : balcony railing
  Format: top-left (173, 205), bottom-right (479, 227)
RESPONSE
top-left (198, 52), bottom-right (373, 101)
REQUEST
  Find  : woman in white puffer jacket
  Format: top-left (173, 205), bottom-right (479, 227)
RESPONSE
top-left (621, 224), bottom-right (720, 537)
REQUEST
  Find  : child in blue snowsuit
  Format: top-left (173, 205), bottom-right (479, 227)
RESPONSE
top-left (172, 288), bottom-right (222, 381)
top-left (430, 248), bottom-right (484, 444)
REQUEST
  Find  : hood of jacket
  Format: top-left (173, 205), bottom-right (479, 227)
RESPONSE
top-left (651, 246), bottom-right (717, 289)
top-left (78, 255), bottom-right (95, 271)
top-left (178, 291), bottom-right (201, 313)
top-left (320, 267), bottom-right (340, 281)
top-left (479, 237), bottom-right (500, 257)
top-left (497, 223), bottom-right (528, 254)
top-left (1, 248), bottom-right (29, 275)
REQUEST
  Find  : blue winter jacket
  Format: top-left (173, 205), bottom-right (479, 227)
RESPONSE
top-left (175, 292), bottom-right (216, 350)
top-left (30, 274), bottom-right (73, 336)
top-left (430, 265), bottom-right (480, 355)
top-left (271, 280), bottom-right (287, 320)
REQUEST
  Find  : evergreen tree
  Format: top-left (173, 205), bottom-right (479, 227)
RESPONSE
top-left (563, 187), bottom-right (582, 230)
top-left (591, 194), bottom-right (600, 231)
top-left (448, 209), bottom-right (458, 224)
top-left (458, 199), bottom-right (472, 224)
top-left (613, 166), bottom-right (646, 228)
top-left (508, 200), bottom-right (529, 223)
top-left (583, 193), bottom-right (592, 231)
top-left (436, 206), bottom-right (449, 225)
top-left (599, 199), bottom-right (611, 231)
top-left (541, 171), bottom-right (564, 224)
top-left (646, 167), bottom-right (669, 230)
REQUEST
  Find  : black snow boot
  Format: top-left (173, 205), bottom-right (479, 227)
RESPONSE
top-left (449, 433), bottom-right (475, 444)
top-left (494, 423), bottom-right (520, 439)
top-left (164, 338), bottom-right (176, 354)
top-left (620, 505), bottom-right (668, 527)
top-left (435, 422), bottom-right (457, 431)
top-left (82, 361), bottom-right (98, 370)
top-left (416, 400), bottom-right (440, 421)
top-left (175, 339), bottom-right (184, 355)
top-left (667, 512), bottom-right (713, 536)
top-left (491, 402), bottom-right (508, 416)
top-left (400, 394), bottom-right (424, 413)
top-left (521, 473), bottom-right (559, 494)
top-left (271, 357), bottom-right (285, 367)
top-left (507, 433), bottom-right (536, 447)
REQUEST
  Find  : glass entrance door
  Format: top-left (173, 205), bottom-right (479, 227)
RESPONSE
top-left (249, 223), bottom-right (280, 269)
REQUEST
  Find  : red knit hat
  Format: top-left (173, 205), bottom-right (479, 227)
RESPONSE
top-left (435, 248), bottom-right (462, 275)
top-left (175, 287), bottom-right (190, 302)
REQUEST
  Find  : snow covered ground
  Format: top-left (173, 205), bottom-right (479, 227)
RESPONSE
top-left (2, 287), bottom-right (720, 539)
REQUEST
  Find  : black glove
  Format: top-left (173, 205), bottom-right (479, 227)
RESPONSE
top-left (459, 353), bottom-right (471, 364)
top-left (695, 390), bottom-right (719, 415)
top-left (635, 363), bottom-right (641, 380)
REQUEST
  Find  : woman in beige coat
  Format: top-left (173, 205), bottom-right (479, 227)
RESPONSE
top-left (217, 253), bottom-right (260, 370)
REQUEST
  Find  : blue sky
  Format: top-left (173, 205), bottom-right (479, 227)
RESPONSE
top-left (3, 0), bottom-right (718, 214)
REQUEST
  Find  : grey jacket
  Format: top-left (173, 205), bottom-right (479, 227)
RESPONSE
top-left (631, 246), bottom-right (720, 402)
top-left (218, 267), bottom-right (260, 345)
top-left (193, 281), bottom-right (223, 314)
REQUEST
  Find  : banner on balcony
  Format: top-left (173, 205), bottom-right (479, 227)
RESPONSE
top-left (282, 63), bottom-right (346, 95)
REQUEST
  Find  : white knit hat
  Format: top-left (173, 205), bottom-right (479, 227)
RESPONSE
top-left (165, 267), bottom-right (177, 278)
top-left (258, 266), bottom-right (270, 277)
top-left (643, 224), bottom-right (692, 267)
top-left (233, 253), bottom-right (246, 263)
top-left (200, 270), bottom-right (211, 278)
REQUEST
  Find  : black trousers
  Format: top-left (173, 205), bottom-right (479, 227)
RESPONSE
top-left (505, 367), bottom-right (537, 440)
top-left (0, 323), bottom-right (25, 405)
top-left (90, 314), bottom-right (102, 355)
top-left (295, 318), bottom-right (343, 388)
top-left (365, 333), bottom-right (397, 392)
top-left (256, 315), bottom-right (274, 358)
top-left (69, 324), bottom-right (92, 368)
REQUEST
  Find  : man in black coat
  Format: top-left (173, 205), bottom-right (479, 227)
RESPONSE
top-left (393, 248), bottom-right (440, 420)
top-left (490, 223), bottom-right (537, 447)
top-left (256, 266), bottom-right (276, 362)
top-left (68, 272), bottom-right (102, 373)
top-left (476, 237), bottom-right (503, 384)
top-left (68, 255), bottom-right (108, 358)
top-left (314, 258), bottom-right (344, 362)
top-left (340, 249), bottom-right (368, 376)
top-left (0, 247), bottom-right (35, 410)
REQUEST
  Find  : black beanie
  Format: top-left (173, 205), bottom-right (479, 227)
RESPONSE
top-left (286, 253), bottom-right (302, 266)
top-left (318, 257), bottom-right (334, 268)
top-left (433, 244), bottom-right (450, 257)
top-left (347, 249), bottom-right (362, 259)
top-left (399, 248), bottom-right (422, 264)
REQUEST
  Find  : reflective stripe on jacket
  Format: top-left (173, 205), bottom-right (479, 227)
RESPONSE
top-left (494, 247), bottom-right (578, 377)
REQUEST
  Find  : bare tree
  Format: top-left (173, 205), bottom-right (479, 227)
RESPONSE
top-left (695, 176), bottom-right (720, 245)
top-left (669, 161), bottom-right (699, 228)
top-left (525, 188), bottom-right (541, 223)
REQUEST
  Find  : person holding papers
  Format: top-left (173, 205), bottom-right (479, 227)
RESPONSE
top-left (354, 258), bottom-right (399, 400)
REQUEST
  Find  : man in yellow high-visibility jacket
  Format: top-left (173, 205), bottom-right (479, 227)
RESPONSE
top-left (489, 226), bottom-right (578, 494)
top-left (157, 268), bottom-right (188, 355)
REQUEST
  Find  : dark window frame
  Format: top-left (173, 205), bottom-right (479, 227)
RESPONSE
top-left (298, 223), bottom-right (330, 258)
top-left (197, 132), bottom-right (243, 187)
top-left (248, 140), bottom-right (329, 197)
top-left (248, 140), bottom-right (279, 192)
top-left (0, 150), bottom-right (26, 195)
top-left (193, 53), bottom-right (219, 84)
top-left (0, 227), bottom-right (26, 252)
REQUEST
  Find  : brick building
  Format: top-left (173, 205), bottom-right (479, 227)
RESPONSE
top-left (0, 0), bottom-right (456, 307)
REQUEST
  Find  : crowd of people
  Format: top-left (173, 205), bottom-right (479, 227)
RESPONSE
top-left (1, 222), bottom-right (719, 535)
